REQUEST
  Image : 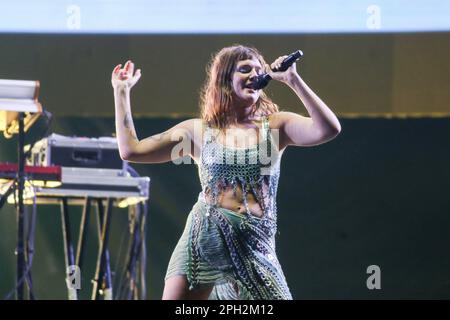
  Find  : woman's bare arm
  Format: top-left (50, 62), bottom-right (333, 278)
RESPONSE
top-left (112, 60), bottom-right (199, 163)
top-left (265, 56), bottom-right (341, 149)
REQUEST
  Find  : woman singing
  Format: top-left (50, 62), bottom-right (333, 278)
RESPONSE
top-left (111, 45), bottom-right (341, 300)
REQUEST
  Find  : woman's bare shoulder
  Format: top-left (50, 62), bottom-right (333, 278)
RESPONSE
top-left (267, 111), bottom-right (308, 129)
top-left (174, 118), bottom-right (207, 142)
top-left (175, 118), bottom-right (204, 130)
top-left (267, 111), bottom-right (286, 129)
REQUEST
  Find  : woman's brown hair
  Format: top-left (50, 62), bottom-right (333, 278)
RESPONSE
top-left (200, 45), bottom-right (278, 129)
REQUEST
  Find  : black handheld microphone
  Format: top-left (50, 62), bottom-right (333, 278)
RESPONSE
top-left (250, 50), bottom-right (303, 90)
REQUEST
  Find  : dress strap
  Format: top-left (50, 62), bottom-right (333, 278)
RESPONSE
top-left (202, 121), bottom-right (215, 145)
top-left (261, 115), bottom-right (271, 144)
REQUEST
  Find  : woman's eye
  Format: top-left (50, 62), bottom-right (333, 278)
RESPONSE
top-left (238, 66), bottom-right (261, 74)
top-left (239, 67), bottom-right (250, 73)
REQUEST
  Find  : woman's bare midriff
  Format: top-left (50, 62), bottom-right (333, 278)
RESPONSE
top-left (203, 185), bottom-right (264, 218)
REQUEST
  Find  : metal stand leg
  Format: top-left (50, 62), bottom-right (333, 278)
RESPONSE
top-left (139, 201), bottom-right (148, 300)
top-left (125, 202), bottom-right (147, 300)
top-left (75, 197), bottom-right (91, 270)
top-left (96, 199), bottom-right (149, 300)
top-left (25, 198), bottom-right (37, 300)
top-left (125, 204), bottom-right (140, 300)
top-left (16, 113), bottom-right (25, 300)
top-left (60, 198), bottom-right (78, 300)
top-left (91, 198), bottom-right (113, 300)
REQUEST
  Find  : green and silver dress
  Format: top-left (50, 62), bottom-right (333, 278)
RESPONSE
top-left (165, 116), bottom-right (292, 300)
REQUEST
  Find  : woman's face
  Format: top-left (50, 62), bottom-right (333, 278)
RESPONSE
top-left (231, 57), bottom-right (263, 107)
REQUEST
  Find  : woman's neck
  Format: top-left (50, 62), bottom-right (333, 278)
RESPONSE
top-left (233, 104), bottom-right (258, 123)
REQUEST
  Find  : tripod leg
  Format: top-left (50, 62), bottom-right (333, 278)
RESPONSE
top-left (16, 112), bottom-right (25, 300)
top-left (60, 198), bottom-right (78, 300)
top-left (139, 201), bottom-right (148, 300)
top-left (126, 203), bottom-right (143, 300)
top-left (25, 197), bottom-right (38, 300)
top-left (23, 204), bottom-right (32, 300)
top-left (92, 198), bottom-right (113, 300)
top-left (75, 197), bottom-right (91, 270)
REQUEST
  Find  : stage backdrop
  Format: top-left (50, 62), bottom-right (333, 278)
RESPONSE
top-left (0, 116), bottom-right (449, 299)
top-left (0, 33), bottom-right (449, 118)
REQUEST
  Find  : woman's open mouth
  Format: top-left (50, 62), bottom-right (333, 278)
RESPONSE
top-left (244, 84), bottom-right (257, 93)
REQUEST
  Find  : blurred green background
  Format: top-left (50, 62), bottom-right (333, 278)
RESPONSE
top-left (0, 33), bottom-right (449, 299)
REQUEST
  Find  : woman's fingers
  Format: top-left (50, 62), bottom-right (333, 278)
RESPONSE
top-left (124, 60), bottom-right (130, 71)
top-left (112, 64), bottom-right (122, 77)
top-left (134, 69), bottom-right (142, 81)
top-left (120, 71), bottom-right (129, 80)
top-left (125, 60), bottom-right (135, 75)
top-left (113, 61), bottom-right (140, 83)
top-left (111, 61), bottom-right (142, 89)
top-left (271, 57), bottom-right (280, 70)
top-left (271, 55), bottom-right (289, 70)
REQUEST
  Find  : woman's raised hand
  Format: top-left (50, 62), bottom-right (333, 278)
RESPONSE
top-left (111, 60), bottom-right (142, 90)
top-left (265, 55), bottom-right (298, 85)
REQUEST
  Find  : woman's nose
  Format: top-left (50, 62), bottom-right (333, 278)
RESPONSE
top-left (249, 69), bottom-right (258, 80)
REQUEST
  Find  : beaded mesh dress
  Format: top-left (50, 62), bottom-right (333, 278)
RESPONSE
top-left (165, 115), bottom-right (292, 300)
